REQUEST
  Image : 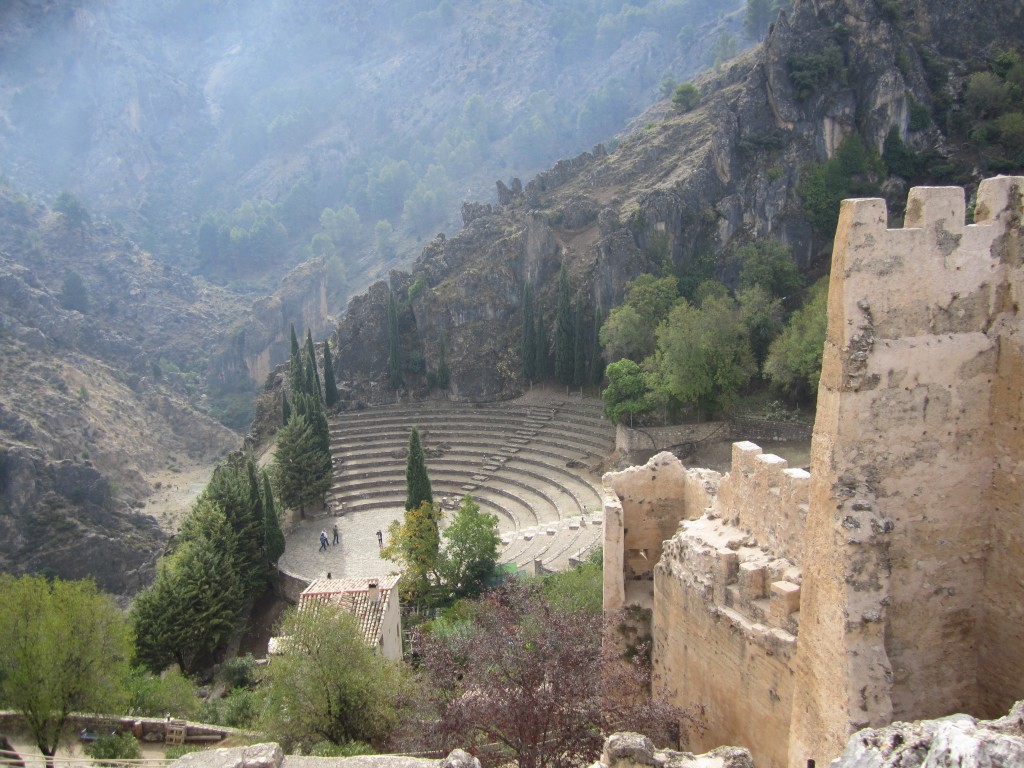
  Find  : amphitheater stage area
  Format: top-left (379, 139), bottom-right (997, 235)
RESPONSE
top-left (279, 389), bottom-right (615, 580)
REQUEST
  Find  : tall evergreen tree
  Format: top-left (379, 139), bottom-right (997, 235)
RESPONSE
top-left (293, 392), bottom-right (330, 456)
top-left (521, 284), bottom-right (536, 381)
top-left (198, 458), bottom-right (265, 598)
top-left (290, 323), bottom-right (300, 358)
top-left (322, 339), bottom-right (340, 407)
top-left (304, 350), bottom-right (321, 399)
top-left (591, 306), bottom-right (605, 385)
top-left (555, 262), bottom-right (574, 386)
top-left (405, 426), bottom-right (433, 511)
top-left (274, 413), bottom-right (332, 515)
top-left (262, 471), bottom-right (285, 566)
top-left (305, 329), bottom-right (322, 398)
top-left (435, 337), bottom-right (450, 391)
top-left (282, 392), bottom-right (291, 425)
top-left (388, 290), bottom-right (402, 390)
top-left (289, 347), bottom-right (306, 398)
top-left (535, 316), bottom-right (550, 380)
top-left (573, 292), bottom-right (586, 388)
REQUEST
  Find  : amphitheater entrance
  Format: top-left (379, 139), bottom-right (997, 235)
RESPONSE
top-left (279, 389), bottom-right (616, 581)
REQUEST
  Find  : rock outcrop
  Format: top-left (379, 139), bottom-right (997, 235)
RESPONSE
top-left (831, 701), bottom-right (1024, 768)
top-left (327, 0), bottom-right (1024, 405)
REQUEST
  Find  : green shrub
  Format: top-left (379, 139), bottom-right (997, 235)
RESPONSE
top-left (218, 654), bottom-right (259, 690)
top-left (84, 732), bottom-right (141, 762)
top-left (671, 82), bottom-right (700, 113)
top-left (787, 44), bottom-right (845, 101)
top-left (309, 741), bottom-right (375, 757)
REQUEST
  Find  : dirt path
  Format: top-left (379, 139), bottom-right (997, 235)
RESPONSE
top-left (140, 464), bottom-right (217, 534)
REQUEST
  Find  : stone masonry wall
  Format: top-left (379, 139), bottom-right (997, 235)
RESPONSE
top-left (609, 178), bottom-right (1024, 768)
top-left (790, 177), bottom-right (1024, 767)
top-left (648, 443), bottom-right (806, 768)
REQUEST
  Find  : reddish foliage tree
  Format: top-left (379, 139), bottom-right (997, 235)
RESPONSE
top-left (397, 582), bottom-right (699, 768)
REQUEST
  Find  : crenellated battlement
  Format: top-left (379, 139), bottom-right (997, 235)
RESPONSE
top-left (610, 177), bottom-right (1024, 768)
top-left (715, 441), bottom-right (809, 564)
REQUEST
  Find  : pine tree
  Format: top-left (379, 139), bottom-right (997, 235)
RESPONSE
top-left (262, 471), bottom-right (285, 566)
top-left (555, 262), bottom-right (574, 386)
top-left (405, 426), bottom-right (433, 511)
top-left (535, 316), bottom-right (550, 380)
top-left (388, 290), bottom-right (402, 390)
top-left (305, 329), bottom-right (322, 398)
top-left (521, 284), bottom-right (536, 381)
top-left (573, 292), bottom-right (586, 388)
top-left (323, 339), bottom-right (340, 407)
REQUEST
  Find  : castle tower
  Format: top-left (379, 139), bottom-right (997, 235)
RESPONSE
top-left (789, 177), bottom-right (1024, 767)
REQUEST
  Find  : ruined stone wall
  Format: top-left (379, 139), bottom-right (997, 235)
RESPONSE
top-left (790, 177), bottom-right (1024, 767)
top-left (612, 178), bottom-right (1024, 768)
top-left (977, 182), bottom-right (1024, 718)
top-left (648, 443), bottom-right (806, 768)
top-left (603, 453), bottom-right (719, 611)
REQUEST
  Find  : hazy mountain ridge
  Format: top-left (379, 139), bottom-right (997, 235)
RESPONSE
top-left (322, 0), bottom-right (1024, 405)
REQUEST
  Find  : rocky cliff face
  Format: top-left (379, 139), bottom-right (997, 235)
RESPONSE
top-left (0, 188), bottom-right (241, 595)
top-left (326, 0), bottom-right (1023, 405)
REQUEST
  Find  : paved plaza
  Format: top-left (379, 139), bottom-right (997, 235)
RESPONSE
top-left (279, 507), bottom-right (406, 580)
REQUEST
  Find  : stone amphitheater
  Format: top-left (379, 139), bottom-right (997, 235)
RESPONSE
top-left (278, 390), bottom-right (615, 581)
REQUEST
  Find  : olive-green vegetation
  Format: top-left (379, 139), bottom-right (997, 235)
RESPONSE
top-left (600, 238), bottom-right (819, 422)
top-left (765, 276), bottom-right (829, 403)
top-left (537, 547), bottom-right (604, 615)
top-left (798, 134), bottom-right (884, 236)
top-left (0, 575), bottom-right (130, 766)
top-left (84, 733), bottom-right (141, 762)
top-left (260, 606), bottom-right (414, 753)
top-left (383, 494), bottom-right (501, 609)
top-left (671, 81), bottom-right (700, 112)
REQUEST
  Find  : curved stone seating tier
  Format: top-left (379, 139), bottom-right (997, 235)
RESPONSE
top-left (326, 394), bottom-right (613, 570)
top-left (332, 451), bottom-right (602, 508)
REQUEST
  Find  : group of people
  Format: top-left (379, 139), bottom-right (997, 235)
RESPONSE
top-left (318, 524), bottom-right (340, 552)
top-left (317, 525), bottom-right (385, 553)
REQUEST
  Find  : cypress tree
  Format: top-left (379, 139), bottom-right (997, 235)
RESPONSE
top-left (323, 339), bottom-right (340, 407)
top-left (262, 471), bottom-right (285, 566)
top-left (294, 392), bottom-right (330, 456)
top-left (435, 337), bottom-right (450, 390)
top-left (521, 284), bottom-right (536, 380)
top-left (282, 392), bottom-right (291, 425)
top-left (573, 291), bottom-right (586, 388)
top-left (591, 306), bottom-right (606, 385)
top-left (246, 457), bottom-right (272, 582)
top-left (405, 426), bottom-right (433, 511)
top-left (290, 323), bottom-right (300, 358)
top-left (555, 262), bottom-right (574, 386)
top-left (289, 348), bottom-right (306, 398)
top-left (535, 316), bottom-right (550, 380)
top-left (305, 329), bottom-right (322, 398)
top-left (388, 291), bottom-right (402, 390)
top-left (274, 413), bottom-right (332, 515)
top-left (199, 458), bottom-right (264, 599)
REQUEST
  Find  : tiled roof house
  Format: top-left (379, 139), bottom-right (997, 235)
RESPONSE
top-left (273, 575), bottom-right (403, 661)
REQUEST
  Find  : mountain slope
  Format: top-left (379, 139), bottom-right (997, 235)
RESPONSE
top-left (323, 0), bottom-right (1024, 405)
top-left (0, 186), bottom-right (241, 595)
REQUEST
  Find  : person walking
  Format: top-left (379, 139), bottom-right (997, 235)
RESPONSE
top-left (376, 529), bottom-right (384, 549)
top-left (332, 524), bottom-right (339, 545)
top-left (319, 530), bottom-right (329, 552)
